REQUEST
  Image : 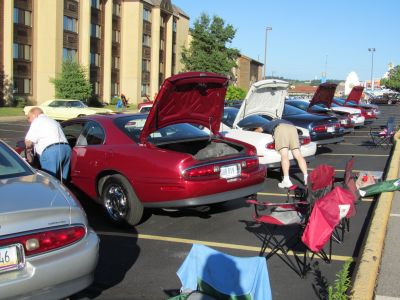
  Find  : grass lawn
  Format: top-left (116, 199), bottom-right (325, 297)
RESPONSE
top-left (0, 105), bottom-right (138, 117)
top-left (0, 107), bottom-right (25, 117)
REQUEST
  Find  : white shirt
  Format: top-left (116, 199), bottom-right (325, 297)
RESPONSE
top-left (25, 114), bottom-right (68, 155)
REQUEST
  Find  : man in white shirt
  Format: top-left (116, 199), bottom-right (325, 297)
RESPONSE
top-left (25, 107), bottom-right (71, 181)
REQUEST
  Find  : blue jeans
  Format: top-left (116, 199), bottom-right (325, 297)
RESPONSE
top-left (40, 144), bottom-right (71, 181)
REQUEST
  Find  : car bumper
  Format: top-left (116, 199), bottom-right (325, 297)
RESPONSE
top-left (143, 181), bottom-right (267, 208)
top-left (343, 127), bottom-right (355, 134)
top-left (0, 229), bottom-right (99, 300)
top-left (266, 155), bottom-right (315, 169)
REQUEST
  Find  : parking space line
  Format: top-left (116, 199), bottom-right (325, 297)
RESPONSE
top-left (390, 214), bottom-right (400, 217)
top-left (320, 153), bottom-right (389, 157)
top-left (97, 231), bottom-right (354, 262)
top-left (257, 192), bottom-right (373, 202)
top-left (344, 135), bottom-right (370, 138)
top-left (0, 128), bottom-right (26, 133)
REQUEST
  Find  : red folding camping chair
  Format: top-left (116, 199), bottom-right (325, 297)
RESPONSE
top-left (247, 184), bottom-right (356, 277)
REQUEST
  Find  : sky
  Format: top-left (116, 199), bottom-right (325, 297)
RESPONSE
top-left (172, 0), bottom-right (399, 81)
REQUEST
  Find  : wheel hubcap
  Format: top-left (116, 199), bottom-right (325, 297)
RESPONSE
top-left (104, 184), bottom-right (128, 221)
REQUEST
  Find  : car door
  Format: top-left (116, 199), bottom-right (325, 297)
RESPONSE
top-left (63, 120), bottom-right (107, 196)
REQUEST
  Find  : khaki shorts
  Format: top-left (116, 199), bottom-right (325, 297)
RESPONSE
top-left (274, 123), bottom-right (300, 151)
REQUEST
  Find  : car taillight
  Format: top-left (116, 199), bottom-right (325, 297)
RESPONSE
top-left (300, 137), bottom-right (311, 145)
top-left (0, 226), bottom-right (86, 257)
top-left (312, 125), bottom-right (326, 132)
top-left (266, 142), bottom-right (275, 150)
top-left (182, 158), bottom-right (259, 179)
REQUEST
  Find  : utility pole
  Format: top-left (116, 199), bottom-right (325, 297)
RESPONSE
top-left (264, 27), bottom-right (272, 79)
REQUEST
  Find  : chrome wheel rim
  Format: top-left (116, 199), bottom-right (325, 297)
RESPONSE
top-left (104, 183), bottom-right (128, 221)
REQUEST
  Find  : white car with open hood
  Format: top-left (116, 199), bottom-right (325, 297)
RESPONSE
top-left (220, 80), bottom-right (317, 169)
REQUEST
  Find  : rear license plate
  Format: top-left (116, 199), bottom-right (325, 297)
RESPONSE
top-left (340, 120), bottom-right (347, 124)
top-left (0, 244), bottom-right (25, 273)
top-left (220, 164), bottom-right (240, 179)
top-left (327, 126), bottom-right (335, 133)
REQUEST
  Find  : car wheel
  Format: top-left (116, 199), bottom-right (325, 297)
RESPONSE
top-left (101, 174), bottom-right (143, 226)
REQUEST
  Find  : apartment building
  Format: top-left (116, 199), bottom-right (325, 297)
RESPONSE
top-left (1, 0), bottom-right (189, 106)
top-left (233, 55), bottom-right (263, 91)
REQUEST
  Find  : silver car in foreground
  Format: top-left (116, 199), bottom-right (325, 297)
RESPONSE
top-left (0, 140), bottom-right (99, 300)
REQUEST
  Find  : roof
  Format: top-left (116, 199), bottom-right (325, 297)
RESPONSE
top-left (288, 85), bottom-right (318, 94)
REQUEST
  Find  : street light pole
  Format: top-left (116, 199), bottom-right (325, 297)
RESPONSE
top-left (368, 48), bottom-right (376, 91)
top-left (264, 27), bottom-right (272, 79)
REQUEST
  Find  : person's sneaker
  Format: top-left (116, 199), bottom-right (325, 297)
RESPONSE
top-left (278, 179), bottom-right (293, 189)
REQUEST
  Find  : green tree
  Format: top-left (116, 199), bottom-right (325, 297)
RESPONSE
top-left (51, 59), bottom-right (92, 100)
top-left (181, 13), bottom-right (240, 77)
top-left (381, 65), bottom-right (400, 91)
top-left (225, 85), bottom-right (246, 100)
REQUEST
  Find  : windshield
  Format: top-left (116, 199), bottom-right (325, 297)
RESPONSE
top-left (0, 142), bottom-right (33, 179)
top-left (114, 115), bottom-right (210, 144)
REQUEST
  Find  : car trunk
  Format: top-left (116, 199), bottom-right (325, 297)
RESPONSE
top-left (154, 137), bottom-right (245, 161)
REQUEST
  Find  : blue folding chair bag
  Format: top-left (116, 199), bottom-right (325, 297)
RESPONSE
top-left (177, 244), bottom-right (272, 300)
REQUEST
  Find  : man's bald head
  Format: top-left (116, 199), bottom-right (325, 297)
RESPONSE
top-left (27, 107), bottom-right (44, 123)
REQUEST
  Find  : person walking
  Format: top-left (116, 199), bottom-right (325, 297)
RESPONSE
top-left (25, 107), bottom-right (71, 182)
top-left (256, 119), bottom-right (308, 188)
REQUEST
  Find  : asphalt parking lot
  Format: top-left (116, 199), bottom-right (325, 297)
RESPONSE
top-left (0, 104), bottom-right (398, 300)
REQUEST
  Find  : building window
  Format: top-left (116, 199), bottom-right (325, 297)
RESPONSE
top-left (63, 48), bottom-right (77, 61)
top-left (141, 84), bottom-right (149, 97)
top-left (113, 3), bottom-right (120, 16)
top-left (111, 82), bottom-right (119, 96)
top-left (143, 8), bottom-right (151, 22)
top-left (91, 0), bottom-right (101, 9)
top-left (91, 24), bottom-right (101, 38)
top-left (14, 8), bottom-right (32, 26)
top-left (13, 78), bottom-right (31, 94)
top-left (93, 81), bottom-right (100, 94)
top-left (112, 30), bottom-right (120, 43)
top-left (63, 16), bottom-right (78, 33)
top-left (173, 19), bottom-right (177, 32)
top-left (113, 56), bottom-right (120, 69)
top-left (143, 34), bottom-right (151, 47)
top-left (90, 52), bottom-right (100, 66)
top-left (142, 59), bottom-right (150, 72)
top-left (13, 43), bottom-right (32, 61)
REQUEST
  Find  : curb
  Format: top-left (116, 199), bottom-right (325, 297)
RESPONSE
top-left (0, 116), bottom-right (26, 122)
top-left (351, 131), bottom-right (400, 299)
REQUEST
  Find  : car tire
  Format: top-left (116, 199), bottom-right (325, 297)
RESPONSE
top-left (101, 174), bottom-right (143, 226)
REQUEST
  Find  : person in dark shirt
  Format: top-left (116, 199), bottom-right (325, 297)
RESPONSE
top-left (256, 119), bottom-right (308, 188)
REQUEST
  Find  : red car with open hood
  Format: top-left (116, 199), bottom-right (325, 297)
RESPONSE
top-left (61, 72), bottom-right (266, 226)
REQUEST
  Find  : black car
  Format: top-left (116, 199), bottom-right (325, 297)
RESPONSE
top-left (286, 99), bottom-right (354, 133)
top-left (281, 104), bottom-right (344, 145)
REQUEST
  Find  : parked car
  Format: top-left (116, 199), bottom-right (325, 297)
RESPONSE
top-left (229, 79), bottom-right (344, 146)
top-left (221, 106), bottom-right (317, 168)
top-left (23, 99), bottom-right (113, 121)
top-left (138, 102), bottom-right (153, 113)
top-left (365, 92), bottom-right (400, 105)
top-left (60, 72), bottom-right (267, 226)
top-left (299, 84), bottom-right (365, 127)
top-left (285, 99), bottom-right (354, 133)
top-left (332, 86), bottom-right (379, 123)
top-left (0, 139), bottom-right (99, 299)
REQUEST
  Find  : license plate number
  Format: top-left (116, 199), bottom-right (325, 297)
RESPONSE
top-left (220, 164), bottom-right (240, 179)
top-left (327, 126), bottom-right (335, 133)
top-left (0, 244), bottom-right (24, 273)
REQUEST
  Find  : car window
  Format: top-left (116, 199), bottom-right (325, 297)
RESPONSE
top-left (0, 142), bottom-right (32, 179)
top-left (70, 101), bottom-right (86, 108)
top-left (114, 115), bottom-right (209, 144)
top-left (48, 101), bottom-right (61, 107)
top-left (237, 114), bottom-right (270, 129)
top-left (63, 122), bottom-right (86, 146)
top-left (78, 121), bottom-right (105, 146)
top-left (283, 104), bottom-right (305, 116)
top-left (222, 107), bottom-right (239, 128)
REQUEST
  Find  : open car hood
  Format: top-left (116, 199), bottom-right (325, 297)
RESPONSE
top-left (140, 72), bottom-right (228, 142)
top-left (345, 86), bottom-right (364, 104)
top-left (308, 83), bottom-right (337, 109)
top-left (233, 79), bottom-right (289, 126)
